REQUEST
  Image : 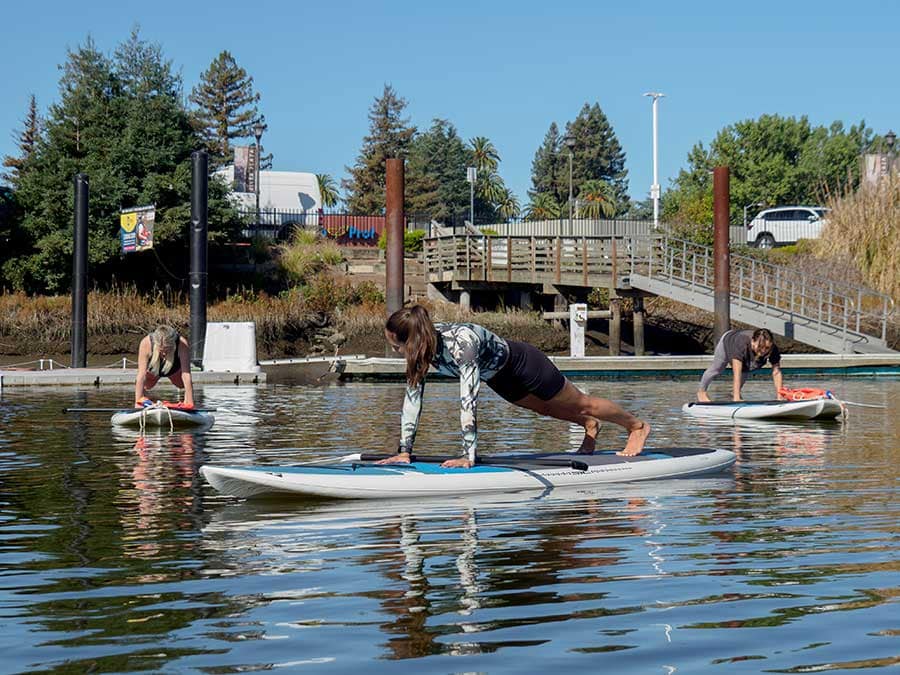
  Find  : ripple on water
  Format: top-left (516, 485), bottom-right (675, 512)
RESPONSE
top-left (0, 378), bottom-right (897, 672)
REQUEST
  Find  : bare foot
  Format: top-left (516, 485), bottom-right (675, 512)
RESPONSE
top-left (576, 418), bottom-right (602, 454)
top-left (376, 452), bottom-right (411, 465)
top-left (617, 421), bottom-right (651, 457)
top-left (441, 457), bottom-right (473, 469)
top-left (697, 391), bottom-right (711, 402)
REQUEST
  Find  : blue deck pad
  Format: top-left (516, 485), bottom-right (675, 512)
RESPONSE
top-left (224, 450), bottom-right (687, 477)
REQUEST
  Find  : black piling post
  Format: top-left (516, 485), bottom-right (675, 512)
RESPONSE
top-left (71, 173), bottom-right (88, 368)
top-left (189, 150), bottom-right (208, 368)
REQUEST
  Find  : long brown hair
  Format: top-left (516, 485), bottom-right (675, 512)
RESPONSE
top-left (386, 305), bottom-right (437, 388)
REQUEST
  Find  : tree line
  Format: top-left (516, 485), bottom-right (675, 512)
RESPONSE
top-left (1, 29), bottom-right (886, 295)
top-left (1, 30), bottom-right (271, 294)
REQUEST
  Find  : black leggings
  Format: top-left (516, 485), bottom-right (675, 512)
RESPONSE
top-left (487, 340), bottom-right (567, 404)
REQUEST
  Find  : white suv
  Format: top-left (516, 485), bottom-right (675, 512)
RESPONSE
top-left (747, 206), bottom-right (830, 248)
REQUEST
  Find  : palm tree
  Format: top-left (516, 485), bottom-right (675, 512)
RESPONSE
top-left (478, 172), bottom-right (507, 205)
top-left (525, 192), bottom-right (561, 220)
top-left (577, 179), bottom-right (617, 218)
top-left (468, 136), bottom-right (499, 174)
top-left (316, 173), bottom-right (340, 209)
top-left (496, 188), bottom-right (521, 220)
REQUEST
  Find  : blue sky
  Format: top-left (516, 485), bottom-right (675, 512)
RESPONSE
top-left (2, 0), bottom-right (898, 205)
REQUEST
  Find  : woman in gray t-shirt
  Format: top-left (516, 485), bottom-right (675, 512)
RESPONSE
top-left (697, 328), bottom-right (784, 401)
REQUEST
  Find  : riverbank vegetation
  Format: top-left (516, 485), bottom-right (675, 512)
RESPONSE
top-left (0, 287), bottom-right (567, 359)
top-left (817, 177), bottom-right (899, 300)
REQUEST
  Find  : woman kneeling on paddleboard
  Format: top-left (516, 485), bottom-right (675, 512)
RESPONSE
top-left (379, 305), bottom-right (650, 469)
top-left (134, 326), bottom-right (195, 409)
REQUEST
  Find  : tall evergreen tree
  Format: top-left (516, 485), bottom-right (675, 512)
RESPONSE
top-left (343, 84), bottom-right (416, 214)
top-left (530, 122), bottom-right (561, 198)
top-left (563, 103), bottom-right (629, 211)
top-left (2, 95), bottom-right (40, 182)
top-left (406, 119), bottom-right (470, 221)
top-left (5, 33), bottom-right (238, 293)
top-left (190, 50), bottom-right (264, 163)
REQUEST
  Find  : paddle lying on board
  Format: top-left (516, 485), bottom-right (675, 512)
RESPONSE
top-left (357, 452), bottom-right (590, 471)
top-left (64, 407), bottom-right (217, 413)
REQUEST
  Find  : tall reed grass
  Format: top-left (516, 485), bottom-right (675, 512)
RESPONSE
top-left (817, 177), bottom-right (900, 301)
top-left (277, 229), bottom-right (344, 283)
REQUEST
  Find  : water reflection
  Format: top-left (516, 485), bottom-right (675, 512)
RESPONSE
top-left (112, 428), bottom-right (206, 564)
top-left (0, 379), bottom-right (897, 672)
top-left (201, 480), bottom-right (734, 661)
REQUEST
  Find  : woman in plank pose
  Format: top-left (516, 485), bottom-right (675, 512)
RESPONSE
top-left (379, 305), bottom-right (650, 469)
top-left (134, 325), bottom-right (195, 409)
top-left (697, 328), bottom-right (784, 402)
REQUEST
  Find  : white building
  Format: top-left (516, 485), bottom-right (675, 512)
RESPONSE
top-left (215, 166), bottom-right (322, 214)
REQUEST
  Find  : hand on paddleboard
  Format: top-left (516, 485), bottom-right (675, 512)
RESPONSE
top-left (135, 397), bottom-right (153, 408)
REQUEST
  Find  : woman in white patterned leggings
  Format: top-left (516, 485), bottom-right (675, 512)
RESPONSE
top-left (378, 305), bottom-right (651, 469)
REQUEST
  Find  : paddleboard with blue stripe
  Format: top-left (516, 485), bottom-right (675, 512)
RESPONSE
top-left (200, 447), bottom-right (735, 499)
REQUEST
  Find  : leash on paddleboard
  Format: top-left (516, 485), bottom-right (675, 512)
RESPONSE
top-left (138, 401), bottom-right (174, 433)
top-left (356, 452), bottom-right (590, 472)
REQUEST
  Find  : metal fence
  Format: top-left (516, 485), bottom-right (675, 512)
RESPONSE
top-left (235, 207), bottom-right (752, 245)
top-left (431, 216), bottom-right (747, 244)
top-left (236, 207), bottom-right (429, 240)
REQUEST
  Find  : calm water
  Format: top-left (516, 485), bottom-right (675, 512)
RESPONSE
top-left (1, 377), bottom-right (898, 674)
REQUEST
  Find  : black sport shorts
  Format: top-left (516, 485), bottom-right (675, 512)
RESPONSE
top-left (487, 340), bottom-right (567, 404)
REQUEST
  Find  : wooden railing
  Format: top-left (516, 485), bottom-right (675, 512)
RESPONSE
top-left (425, 234), bottom-right (656, 287)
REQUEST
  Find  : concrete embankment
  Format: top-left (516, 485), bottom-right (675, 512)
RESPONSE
top-left (2, 353), bottom-right (896, 389)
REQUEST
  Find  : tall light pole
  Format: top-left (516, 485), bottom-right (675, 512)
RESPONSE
top-left (466, 166), bottom-right (477, 228)
top-left (643, 92), bottom-right (665, 228)
top-left (253, 122), bottom-right (265, 224)
top-left (743, 202), bottom-right (765, 228)
top-left (564, 133), bottom-right (576, 236)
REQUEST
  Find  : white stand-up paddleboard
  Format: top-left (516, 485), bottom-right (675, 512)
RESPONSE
top-left (682, 398), bottom-right (843, 420)
top-left (111, 406), bottom-right (215, 429)
top-left (200, 447), bottom-right (736, 500)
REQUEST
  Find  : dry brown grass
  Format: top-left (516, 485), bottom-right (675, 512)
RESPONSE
top-left (817, 177), bottom-right (900, 301)
top-left (0, 282), bottom-right (371, 356)
top-left (334, 301), bottom-right (568, 353)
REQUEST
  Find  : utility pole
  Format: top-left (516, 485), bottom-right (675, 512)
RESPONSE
top-left (643, 92), bottom-right (665, 228)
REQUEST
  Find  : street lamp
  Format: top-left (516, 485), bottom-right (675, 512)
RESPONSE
top-left (743, 202), bottom-right (765, 228)
top-left (253, 122), bottom-right (265, 224)
top-left (643, 92), bottom-right (665, 228)
top-left (885, 130), bottom-right (896, 176)
top-left (563, 133), bottom-right (576, 236)
top-left (466, 166), bottom-right (477, 228)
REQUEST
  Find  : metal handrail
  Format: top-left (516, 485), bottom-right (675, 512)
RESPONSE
top-left (633, 235), bottom-right (893, 347)
top-left (426, 232), bottom-right (893, 349)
